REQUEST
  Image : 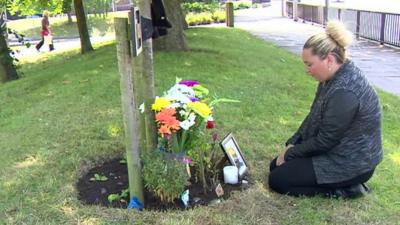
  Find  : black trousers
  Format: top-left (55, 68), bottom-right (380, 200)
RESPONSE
top-left (36, 37), bottom-right (54, 51)
top-left (268, 157), bottom-right (374, 197)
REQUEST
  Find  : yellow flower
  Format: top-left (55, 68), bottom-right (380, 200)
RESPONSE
top-left (188, 102), bottom-right (211, 118)
top-left (152, 97), bottom-right (171, 111)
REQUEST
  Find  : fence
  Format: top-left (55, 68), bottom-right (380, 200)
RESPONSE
top-left (285, 1), bottom-right (400, 47)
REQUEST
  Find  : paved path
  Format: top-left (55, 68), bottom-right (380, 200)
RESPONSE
top-left (235, 0), bottom-right (400, 96)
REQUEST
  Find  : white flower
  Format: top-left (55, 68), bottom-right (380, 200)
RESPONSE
top-left (188, 113), bottom-right (196, 122)
top-left (168, 84), bottom-right (195, 96)
top-left (179, 110), bottom-right (187, 116)
top-left (165, 92), bottom-right (191, 104)
top-left (139, 103), bottom-right (145, 113)
top-left (169, 102), bottom-right (181, 109)
top-left (207, 115), bottom-right (214, 121)
top-left (165, 84), bottom-right (195, 104)
top-left (180, 119), bottom-right (195, 130)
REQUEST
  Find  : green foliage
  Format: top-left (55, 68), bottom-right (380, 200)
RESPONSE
top-left (182, 2), bottom-right (220, 14)
top-left (62, 0), bottom-right (72, 13)
top-left (233, 1), bottom-right (252, 10)
top-left (188, 132), bottom-right (223, 193)
top-left (84, 0), bottom-right (112, 17)
top-left (211, 10), bottom-right (226, 23)
top-left (89, 173), bottom-right (108, 181)
top-left (107, 188), bottom-right (129, 203)
top-left (185, 11), bottom-right (225, 26)
top-left (142, 150), bottom-right (189, 203)
top-left (8, 0), bottom-right (63, 16)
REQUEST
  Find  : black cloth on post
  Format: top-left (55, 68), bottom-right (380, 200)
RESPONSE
top-left (151, 0), bottom-right (172, 38)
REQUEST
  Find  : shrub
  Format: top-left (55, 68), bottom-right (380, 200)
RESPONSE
top-left (233, 1), bottom-right (252, 10)
top-left (142, 150), bottom-right (189, 203)
top-left (185, 11), bottom-right (225, 26)
top-left (185, 12), bottom-right (214, 26)
top-left (182, 2), bottom-right (220, 14)
top-left (212, 10), bottom-right (226, 23)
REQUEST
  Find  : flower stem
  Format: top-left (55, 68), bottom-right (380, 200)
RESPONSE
top-left (179, 130), bottom-right (187, 152)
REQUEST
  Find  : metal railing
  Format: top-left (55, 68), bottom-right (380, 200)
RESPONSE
top-left (286, 1), bottom-right (400, 47)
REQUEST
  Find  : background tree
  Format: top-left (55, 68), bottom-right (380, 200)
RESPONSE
top-left (8, 0), bottom-right (63, 16)
top-left (153, 0), bottom-right (187, 51)
top-left (73, 0), bottom-right (94, 53)
top-left (85, 0), bottom-right (112, 18)
top-left (0, 2), bottom-right (18, 82)
top-left (62, 0), bottom-right (73, 24)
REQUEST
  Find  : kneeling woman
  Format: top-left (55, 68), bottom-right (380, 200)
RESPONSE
top-left (268, 21), bottom-right (382, 198)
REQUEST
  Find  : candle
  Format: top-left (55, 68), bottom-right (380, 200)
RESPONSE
top-left (223, 166), bottom-right (239, 184)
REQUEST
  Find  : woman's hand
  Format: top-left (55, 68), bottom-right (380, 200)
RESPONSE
top-left (276, 144), bottom-right (294, 166)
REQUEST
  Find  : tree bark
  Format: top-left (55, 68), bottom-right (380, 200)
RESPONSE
top-left (153, 0), bottom-right (188, 51)
top-left (0, 27), bottom-right (18, 83)
top-left (73, 0), bottom-right (94, 54)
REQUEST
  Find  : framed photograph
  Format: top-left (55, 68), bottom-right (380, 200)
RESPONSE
top-left (220, 133), bottom-right (248, 178)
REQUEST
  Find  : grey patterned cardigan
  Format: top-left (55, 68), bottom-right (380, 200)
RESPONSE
top-left (284, 61), bottom-right (383, 184)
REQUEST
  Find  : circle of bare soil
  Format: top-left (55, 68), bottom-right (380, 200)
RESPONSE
top-left (77, 158), bottom-right (250, 211)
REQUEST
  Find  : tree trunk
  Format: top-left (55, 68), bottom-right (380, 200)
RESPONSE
top-left (153, 0), bottom-right (188, 51)
top-left (73, 0), bottom-right (94, 54)
top-left (67, 12), bottom-right (73, 24)
top-left (0, 27), bottom-right (18, 83)
top-left (182, 11), bottom-right (188, 30)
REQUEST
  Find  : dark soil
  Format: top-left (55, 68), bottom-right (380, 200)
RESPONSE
top-left (77, 158), bottom-right (249, 211)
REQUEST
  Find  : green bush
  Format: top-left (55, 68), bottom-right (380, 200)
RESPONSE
top-left (142, 150), bottom-right (189, 203)
top-left (185, 11), bottom-right (225, 26)
top-left (212, 10), bottom-right (226, 23)
top-left (233, 1), bottom-right (252, 10)
top-left (182, 2), bottom-right (220, 14)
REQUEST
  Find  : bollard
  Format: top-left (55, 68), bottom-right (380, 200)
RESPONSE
top-left (226, 2), bottom-right (234, 27)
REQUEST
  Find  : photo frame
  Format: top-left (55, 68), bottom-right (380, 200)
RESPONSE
top-left (220, 133), bottom-right (248, 178)
top-left (129, 7), bottom-right (143, 57)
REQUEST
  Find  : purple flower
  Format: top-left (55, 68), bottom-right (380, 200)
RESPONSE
top-left (189, 96), bottom-right (199, 102)
top-left (179, 80), bottom-right (199, 87)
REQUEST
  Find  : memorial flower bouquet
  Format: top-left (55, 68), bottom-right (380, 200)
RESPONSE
top-left (142, 78), bottom-right (238, 202)
top-left (152, 79), bottom-right (216, 153)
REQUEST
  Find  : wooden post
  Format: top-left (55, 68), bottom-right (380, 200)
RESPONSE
top-left (324, 0), bottom-right (329, 25)
top-left (226, 2), bottom-right (234, 27)
top-left (356, 11), bottom-right (360, 39)
top-left (114, 17), bottom-right (145, 204)
top-left (380, 13), bottom-right (386, 45)
top-left (138, 0), bottom-right (158, 153)
top-left (293, 0), bottom-right (298, 21)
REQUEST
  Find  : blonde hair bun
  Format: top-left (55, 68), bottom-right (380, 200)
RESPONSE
top-left (326, 21), bottom-right (353, 48)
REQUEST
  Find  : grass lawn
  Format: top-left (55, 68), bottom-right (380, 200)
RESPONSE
top-left (1, 27), bottom-right (399, 225)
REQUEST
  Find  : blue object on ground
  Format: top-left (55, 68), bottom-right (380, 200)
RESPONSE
top-left (128, 196), bottom-right (143, 210)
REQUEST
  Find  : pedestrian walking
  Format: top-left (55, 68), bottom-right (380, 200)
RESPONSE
top-left (35, 10), bottom-right (54, 52)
